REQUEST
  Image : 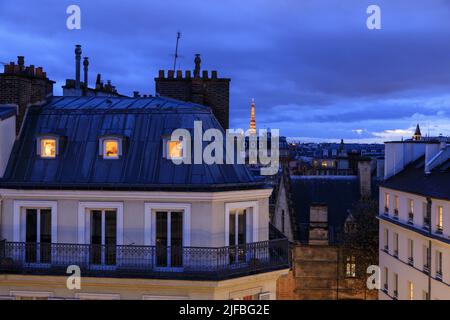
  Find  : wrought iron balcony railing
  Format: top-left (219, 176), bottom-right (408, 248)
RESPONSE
top-left (0, 239), bottom-right (290, 281)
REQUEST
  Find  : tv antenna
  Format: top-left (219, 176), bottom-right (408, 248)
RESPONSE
top-left (172, 31), bottom-right (181, 71)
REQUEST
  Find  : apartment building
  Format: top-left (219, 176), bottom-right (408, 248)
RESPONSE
top-left (379, 132), bottom-right (450, 300)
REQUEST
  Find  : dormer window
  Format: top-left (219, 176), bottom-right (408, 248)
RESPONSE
top-left (37, 136), bottom-right (59, 159)
top-left (99, 136), bottom-right (123, 159)
top-left (163, 136), bottom-right (185, 160)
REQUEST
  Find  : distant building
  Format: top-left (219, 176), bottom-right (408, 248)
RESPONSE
top-left (275, 159), bottom-right (379, 300)
top-left (155, 54), bottom-right (230, 129)
top-left (379, 134), bottom-right (450, 300)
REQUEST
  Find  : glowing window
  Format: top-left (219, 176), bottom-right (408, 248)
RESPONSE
top-left (103, 139), bottom-right (119, 159)
top-left (167, 140), bottom-right (183, 159)
top-left (40, 139), bottom-right (56, 158)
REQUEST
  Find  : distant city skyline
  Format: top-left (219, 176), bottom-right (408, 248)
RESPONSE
top-left (1, 0), bottom-right (450, 142)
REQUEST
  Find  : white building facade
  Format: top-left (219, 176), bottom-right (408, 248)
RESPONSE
top-left (379, 137), bottom-right (450, 300)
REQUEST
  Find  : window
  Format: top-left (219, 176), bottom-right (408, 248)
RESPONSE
top-left (393, 273), bottom-right (398, 298)
top-left (383, 267), bottom-right (388, 291)
top-left (423, 245), bottom-right (430, 272)
top-left (104, 139), bottom-right (119, 159)
top-left (408, 199), bottom-right (414, 222)
top-left (345, 255), bottom-right (356, 278)
top-left (394, 195), bottom-right (399, 215)
top-left (37, 136), bottom-right (59, 158)
top-left (163, 136), bottom-right (186, 160)
top-left (423, 202), bottom-right (430, 228)
top-left (384, 193), bottom-right (390, 213)
top-left (384, 228), bottom-right (389, 251)
top-left (408, 239), bottom-right (414, 264)
top-left (99, 136), bottom-right (123, 159)
top-left (393, 233), bottom-right (398, 257)
top-left (408, 281), bottom-right (414, 300)
top-left (436, 206), bottom-right (443, 233)
top-left (89, 209), bottom-right (117, 265)
top-left (436, 251), bottom-right (443, 280)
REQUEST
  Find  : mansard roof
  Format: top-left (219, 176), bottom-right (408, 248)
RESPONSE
top-left (0, 96), bottom-right (261, 191)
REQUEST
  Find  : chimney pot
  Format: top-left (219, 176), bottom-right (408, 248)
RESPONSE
top-left (202, 70), bottom-right (208, 79)
top-left (17, 56), bottom-right (25, 67)
top-left (211, 70), bottom-right (217, 79)
top-left (158, 70), bottom-right (164, 78)
top-left (176, 70), bottom-right (182, 78)
top-left (185, 70), bottom-right (191, 78)
top-left (168, 70), bottom-right (175, 78)
top-left (75, 45), bottom-right (82, 89)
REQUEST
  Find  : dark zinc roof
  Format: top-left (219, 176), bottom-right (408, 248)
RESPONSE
top-left (381, 155), bottom-right (450, 201)
top-left (290, 176), bottom-right (361, 244)
top-left (0, 105), bottom-right (17, 120)
top-left (0, 96), bottom-right (260, 191)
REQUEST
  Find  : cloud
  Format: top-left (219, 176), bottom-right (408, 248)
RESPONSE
top-left (0, 0), bottom-right (450, 141)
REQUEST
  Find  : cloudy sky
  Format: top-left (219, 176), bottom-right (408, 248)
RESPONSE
top-left (1, 0), bottom-right (449, 142)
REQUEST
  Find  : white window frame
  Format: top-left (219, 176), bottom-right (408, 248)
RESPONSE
top-left (144, 203), bottom-right (191, 247)
top-left (77, 202), bottom-right (123, 245)
top-left (13, 200), bottom-right (58, 243)
top-left (99, 136), bottom-right (122, 160)
top-left (225, 201), bottom-right (259, 246)
top-left (163, 136), bottom-right (187, 161)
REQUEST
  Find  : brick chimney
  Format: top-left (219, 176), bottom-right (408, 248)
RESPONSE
top-left (0, 56), bottom-right (54, 134)
top-left (308, 204), bottom-right (329, 245)
top-left (155, 54), bottom-right (230, 129)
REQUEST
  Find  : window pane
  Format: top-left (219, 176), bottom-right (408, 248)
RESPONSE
top-left (41, 139), bottom-right (56, 158)
top-left (25, 209), bottom-right (37, 263)
top-left (171, 211), bottom-right (183, 267)
top-left (105, 211), bottom-right (117, 265)
top-left (104, 140), bottom-right (119, 158)
top-left (90, 210), bottom-right (102, 264)
top-left (168, 141), bottom-right (183, 159)
top-left (40, 209), bottom-right (52, 263)
top-left (156, 211), bottom-right (168, 267)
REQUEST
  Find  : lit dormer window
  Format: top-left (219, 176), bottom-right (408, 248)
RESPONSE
top-left (37, 136), bottom-right (59, 158)
top-left (99, 136), bottom-right (123, 159)
top-left (163, 136), bottom-right (185, 160)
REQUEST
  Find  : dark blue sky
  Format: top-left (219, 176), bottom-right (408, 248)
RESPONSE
top-left (1, 0), bottom-right (450, 142)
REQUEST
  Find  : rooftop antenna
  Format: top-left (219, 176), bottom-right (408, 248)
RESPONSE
top-left (172, 31), bottom-right (181, 71)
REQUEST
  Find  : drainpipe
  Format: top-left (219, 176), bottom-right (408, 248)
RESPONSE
top-left (427, 197), bottom-right (432, 300)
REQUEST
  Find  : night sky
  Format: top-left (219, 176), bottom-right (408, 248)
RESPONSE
top-left (1, 0), bottom-right (450, 142)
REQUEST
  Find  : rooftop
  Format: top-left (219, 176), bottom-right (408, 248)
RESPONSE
top-left (0, 96), bottom-right (261, 191)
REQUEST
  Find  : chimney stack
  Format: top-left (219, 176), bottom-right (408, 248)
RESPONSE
top-left (83, 57), bottom-right (89, 88)
top-left (358, 159), bottom-right (372, 199)
top-left (75, 45), bottom-right (82, 89)
top-left (17, 56), bottom-right (25, 70)
top-left (194, 54), bottom-right (201, 78)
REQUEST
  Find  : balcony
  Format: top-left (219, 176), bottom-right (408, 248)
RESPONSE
top-left (423, 264), bottom-right (430, 274)
top-left (0, 239), bottom-right (290, 281)
top-left (384, 207), bottom-right (389, 215)
top-left (408, 212), bottom-right (414, 224)
top-left (393, 290), bottom-right (398, 299)
top-left (407, 257), bottom-right (414, 266)
top-left (383, 283), bottom-right (388, 293)
top-left (436, 271), bottom-right (443, 281)
top-left (383, 245), bottom-right (389, 253)
top-left (436, 225), bottom-right (443, 235)
top-left (393, 250), bottom-right (398, 258)
top-left (393, 209), bottom-right (399, 219)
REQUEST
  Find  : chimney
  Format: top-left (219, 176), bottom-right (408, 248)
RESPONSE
top-left (358, 159), bottom-right (372, 199)
top-left (308, 205), bottom-right (328, 245)
top-left (194, 54), bottom-right (201, 78)
top-left (75, 45), bottom-right (82, 89)
top-left (83, 57), bottom-right (89, 88)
